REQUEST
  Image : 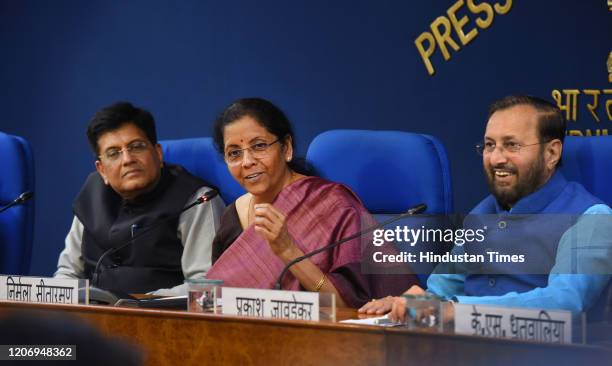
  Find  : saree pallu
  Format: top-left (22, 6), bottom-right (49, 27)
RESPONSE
top-left (207, 176), bottom-right (416, 307)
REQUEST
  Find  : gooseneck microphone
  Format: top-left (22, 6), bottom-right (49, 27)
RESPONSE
top-left (274, 203), bottom-right (427, 290)
top-left (92, 189), bottom-right (219, 288)
top-left (0, 191), bottom-right (34, 213)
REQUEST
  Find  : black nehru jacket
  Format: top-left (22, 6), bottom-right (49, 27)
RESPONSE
top-left (74, 164), bottom-right (208, 293)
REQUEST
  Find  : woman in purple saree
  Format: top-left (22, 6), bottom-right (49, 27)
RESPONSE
top-left (207, 98), bottom-right (416, 308)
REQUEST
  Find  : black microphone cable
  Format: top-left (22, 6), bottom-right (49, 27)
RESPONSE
top-left (92, 189), bottom-right (218, 288)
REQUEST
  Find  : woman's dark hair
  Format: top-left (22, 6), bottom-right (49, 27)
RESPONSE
top-left (213, 98), bottom-right (311, 175)
top-left (87, 101), bottom-right (157, 156)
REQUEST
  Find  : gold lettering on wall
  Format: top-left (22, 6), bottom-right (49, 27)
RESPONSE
top-left (467, 0), bottom-right (494, 29)
top-left (415, 33), bottom-right (437, 75)
top-left (552, 89), bottom-right (612, 123)
top-left (583, 89), bottom-right (601, 122)
top-left (448, 0), bottom-right (479, 46)
top-left (555, 6), bottom-right (612, 136)
top-left (414, 0), bottom-right (513, 76)
top-left (606, 89), bottom-right (612, 120)
top-left (607, 51), bottom-right (612, 83)
top-left (552, 89), bottom-right (580, 122)
top-left (493, 0), bottom-right (513, 15)
top-left (566, 129), bottom-right (608, 136)
top-left (431, 16), bottom-right (461, 61)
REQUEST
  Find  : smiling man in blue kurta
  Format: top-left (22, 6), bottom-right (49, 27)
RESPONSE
top-left (359, 95), bottom-right (612, 318)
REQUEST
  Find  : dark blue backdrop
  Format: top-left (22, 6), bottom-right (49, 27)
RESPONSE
top-left (1, 0), bottom-right (610, 276)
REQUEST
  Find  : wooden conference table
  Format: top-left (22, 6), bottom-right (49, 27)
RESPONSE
top-left (0, 301), bottom-right (610, 366)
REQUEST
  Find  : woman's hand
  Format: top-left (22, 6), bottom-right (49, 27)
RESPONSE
top-left (253, 203), bottom-right (298, 260)
top-left (358, 296), bottom-right (398, 315)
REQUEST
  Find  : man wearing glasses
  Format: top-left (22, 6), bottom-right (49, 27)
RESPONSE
top-left (360, 95), bottom-right (612, 320)
top-left (55, 102), bottom-right (225, 295)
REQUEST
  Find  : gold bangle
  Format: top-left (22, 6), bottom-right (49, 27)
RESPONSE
top-left (314, 276), bottom-right (327, 292)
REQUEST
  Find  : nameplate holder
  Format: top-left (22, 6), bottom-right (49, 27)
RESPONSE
top-left (0, 275), bottom-right (85, 305)
top-left (222, 287), bottom-right (330, 322)
top-left (454, 303), bottom-right (572, 344)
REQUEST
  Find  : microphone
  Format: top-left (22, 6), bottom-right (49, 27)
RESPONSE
top-left (0, 191), bottom-right (34, 213)
top-left (274, 203), bottom-right (427, 290)
top-left (92, 189), bottom-right (218, 288)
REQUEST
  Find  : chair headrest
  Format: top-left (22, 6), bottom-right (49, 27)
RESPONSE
top-left (306, 130), bottom-right (453, 214)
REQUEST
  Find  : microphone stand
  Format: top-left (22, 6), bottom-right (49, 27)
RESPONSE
top-left (0, 191), bottom-right (34, 213)
top-left (92, 190), bottom-right (218, 288)
top-left (274, 203), bottom-right (427, 290)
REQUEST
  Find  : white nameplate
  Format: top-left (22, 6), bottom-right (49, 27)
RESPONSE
top-left (222, 287), bottom-right (320, 321)
top-left (0, 275), bottom-right (80, 305)
top-left (454, 303), bottom-right (572, 344)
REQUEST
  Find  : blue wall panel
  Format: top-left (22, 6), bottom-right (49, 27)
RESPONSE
top-left (0, 0), bottom-right (609, 275)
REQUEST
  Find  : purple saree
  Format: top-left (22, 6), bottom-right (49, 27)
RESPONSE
top-left (207, 176), bottom-right (416, 307)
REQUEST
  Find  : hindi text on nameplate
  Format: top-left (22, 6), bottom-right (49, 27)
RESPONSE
top-left (0, 275), bottom-right (81, 305)
top-left (454, 303), bottom-right (572, 344)
top-left (222, 287), bottom-right (320, 321)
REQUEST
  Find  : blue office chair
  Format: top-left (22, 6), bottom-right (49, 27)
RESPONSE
top-left (561, 136), bottom-right (612, 205)
top-left (561, 136), bottom-right (612, 325)
top-left (160, 137), bottom-right (245, 205)
top-left (306, 130), bottom-right (454, 284)
top-left (306, 130), bottom-right (453, 215)
top-left (0, 132), bottom-right (35, 275)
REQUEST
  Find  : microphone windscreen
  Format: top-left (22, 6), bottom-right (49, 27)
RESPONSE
top-left (406, 203), bottom-right (427, 215)
top-left (201, 189), bottom-right (219, 202)
top-left (17, 191), bottom-right (34, 203)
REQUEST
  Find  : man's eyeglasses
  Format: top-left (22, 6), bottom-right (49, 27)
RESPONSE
top-left (225, 139), bottom-right (280, 165)
top-left (475, 140), bottom-right (550, 156)
top-left (99, 140), bottom-right (150, 163)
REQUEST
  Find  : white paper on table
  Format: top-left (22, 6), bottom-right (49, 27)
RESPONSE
top-left (340, 315), bottom-right (403, 327)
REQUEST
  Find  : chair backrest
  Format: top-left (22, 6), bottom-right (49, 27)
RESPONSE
top-left (0, 132), bottom-right (35, 275)
top-left (561, 135), bottom-right (612, 323)
top-left (160, 137), bottom-right (244, 204)
top-left (306, 130), bottom-right (454, 286)
top-left (306, 130), bottom-right (453, 215)
top-left (561, 135), bottom-right (612, 206)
